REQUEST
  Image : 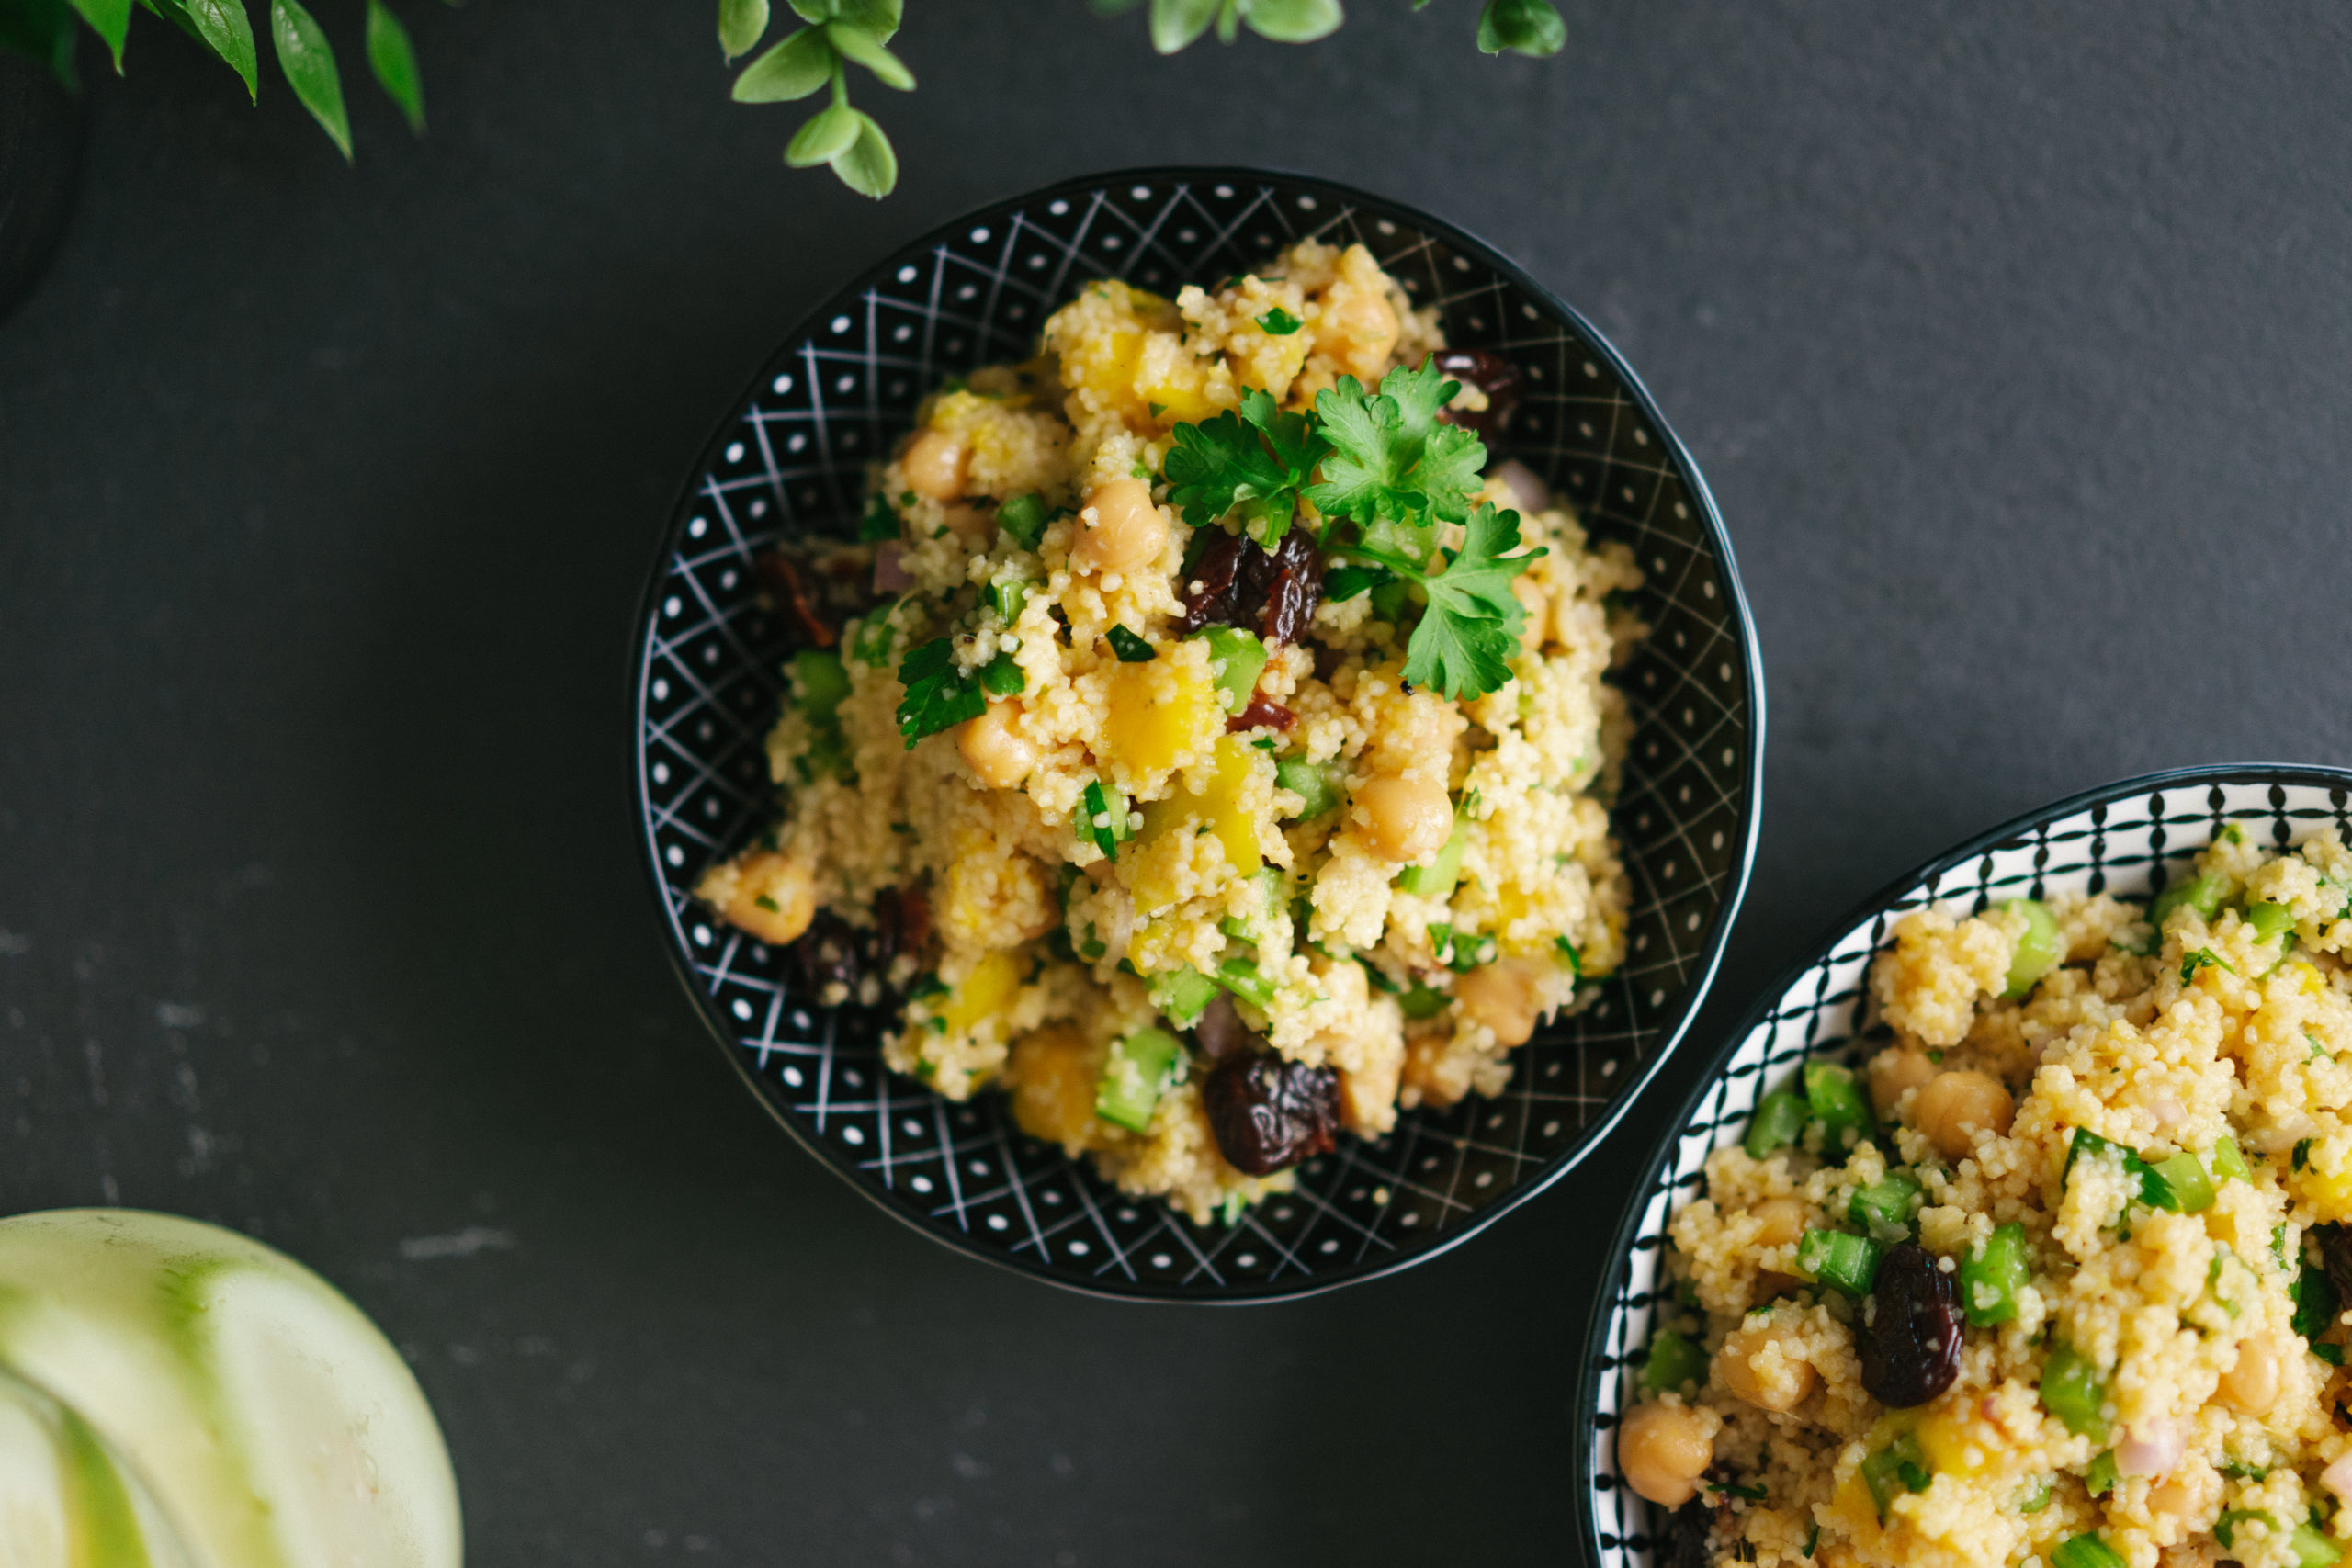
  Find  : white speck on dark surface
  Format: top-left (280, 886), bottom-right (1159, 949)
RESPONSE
top-left (400, 1225), bottom-right (517, 1261)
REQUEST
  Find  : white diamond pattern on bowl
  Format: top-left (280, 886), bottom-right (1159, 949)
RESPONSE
top-left (633, 169), bottom-right (1763, 1301)
top-left (1579, 768), bottom-right (2352, 1562)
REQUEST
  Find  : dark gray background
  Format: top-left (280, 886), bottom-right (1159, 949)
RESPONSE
top-left (4, 1), bottom-right (2347, 1561)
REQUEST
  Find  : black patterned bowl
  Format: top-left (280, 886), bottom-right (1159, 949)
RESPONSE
top-left (628, 167), bottom-right (1764, 1302)
top-left (1577, 762), bottom-right (2352, 1559)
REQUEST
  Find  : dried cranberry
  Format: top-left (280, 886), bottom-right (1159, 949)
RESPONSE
top-left (1226, 694), bottom-right (1296, 735)
top-left (754, 550), bottom-right (838, 648)
top-left (1177, 531), bottom-right (1246, 632)
top-left (1860, 1243), bottom-right (1962, 1408)
top-left (1261, 528), bottom-right (1324, 646)
top-left (1202, 1050), bottom-right (1339, 1175)
top-left (873, 885), bottom-right (932, 966)
top-left (795, 910), bottom-right (861, 1003)
top-left (1432, 349), bottom-right (1524, 441)
top-left (1666, 1502), bottom-right (1713, 1568)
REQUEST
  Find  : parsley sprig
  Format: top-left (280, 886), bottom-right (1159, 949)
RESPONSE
top-left (1161, 357), bottom-right (1544, 701)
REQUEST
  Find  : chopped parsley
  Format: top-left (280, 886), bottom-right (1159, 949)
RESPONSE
top-left (859, 491), bottom-right (899, 541)
top-left (1256, 306), bottom-right (1303, 335)
top-left (978, 653), bottom-right (1024, 695)
top-left (893, 637), bottom-right (987, 747)
top-left (752, 894), bottom-right (780, 913)
top-left (1162, 386), bottom-right (1326, 544)
top-left (2180, 947), bottom-right (2236, 984)
top-left (1106, 625), bottom-right (1156, 662)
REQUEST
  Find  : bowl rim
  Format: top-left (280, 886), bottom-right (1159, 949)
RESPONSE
top-left (1572, 760), bottom-right (2352, 1553)
top-left (625, 163), bottom-right (1769, 1303)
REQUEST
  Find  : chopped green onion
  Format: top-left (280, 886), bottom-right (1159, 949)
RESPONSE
top-left (2147, 1151), bottom-right (2216, 1214)
top-left (2248, 900), bottom-right (2298, 944)
top-left (1960, 1222), bottom-right (2030, 1326)
top-left (2038, 1343), bottom-right (2110, 1441)
top-left (2298, 1138), bottom-right (2316, 1172)
top-left (2288, 1519), bottom-right (2344, 1568)
top-left (2051, 1534), bottom-right (2127, 1568)
top-left (1094, 1026), bottom-right (1184, 1133)
top-left (1397, 984), bottom-right (1450, 1020)
top-left (2001, 897), bottom-right (2063, 999)
top-left (1150, 966), bottom-right (1220, 1028)
top-left (979, 652), bottom-right (1024, 696)
top-left (987, 576), bottom-right (1032, 623)
top-left (1273, 757), bottom-right (1342, 819)
top-left (790, 649), bottom-right (852, 716)
top-left (1194, 626), bottom-right (1269, 713)
top-left (2181, 947), bottom-right (2236, 985)
top-left (1848, 1172), bottom-right (1923, 1244)
top-left (1804, 1061), bottom-right (1875, 1152)
top-left (2294, 1250), bottom-right (2339, 1342)
top-left (1106, 625), bottom-right (1156, 662)
top-left (1555, 937), bottom-right (1582, 976)
top-left (2064, 1128), bottom-right (2170, 1210)
top-left (2086, 1449), bottom-right (2118, 1496)
top-left (996, 492), bottom-right (1048, 549)
top-left (1255, 306), bottom-right (1303, 335)
top-left (1215, 956), bottom-right (1279, 1010)
top-left (2218, 1456), bottom-right (2271, 1481)
top-left (2216, 1511), bottom-right (2277, 1551)
top-left (1796, 1229), bottom-right (1883, 1295)
top-left (2211, 1135), bottom-right (2252, 1183)
top-left (1395, 812), bottom-right (1469, 897)
top-left (1075, 780), bottom-right (1131, 858)
top-left (2151, 872), bottom-right (2227, 929)
top-left (1746, 1091), bottom-right (1811, 1160)
top-left (2016, 1477), bottom-right (2052, 1514)
top-left (1859, 1431), bottom-right (1931, 1517)
top-left (1639, 1327), bottom-right (1708, 1393)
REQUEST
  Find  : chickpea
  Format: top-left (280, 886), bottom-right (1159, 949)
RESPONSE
top-left (899, 429), bottom-right (969, 502)
top-left (714, 851), bottom-right (814, 946)
top-left (1072, 478), bottom-right (1168, 573)
top-left (1910, 1070), bottom-right (2015, 1161)
top-left (956, 703), bottom-right (1036, 789)
top-left (1870, 1046), bottom-right (1937, 1118)
top-left (942, 502), bottom-right (993, 543)
top-left (1512, 573), bottom-right (1549, 655)
top-left (1716, 1321), bottom-right (1819, 1413)
top-left (1616, 1399), bottom-right (1715, 1508)
top-left (1456, 961), bottom-right (1545, 1048)
top-left (1355, 772), bottom-right (1452, 863)
top-left (1750, 1196), bottom-right (1807, 1248)
top-left (2220, 1332), bottom-right (2280, 1416)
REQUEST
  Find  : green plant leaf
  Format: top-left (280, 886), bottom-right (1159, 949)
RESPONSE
top-left (166, 0), bottom-right (258, 98)
top-left (829, 107), bottom-right (896, 197)
top-left (3, 0), bottom-right (79, 95)
top-left (1088, 0), bottom-right (1141, 12)
top-left (1241, 0), bottom-right (1341, 43)
top-left (785, 0), bottom-right (828, 19)
top-left (824, 17), bottom-right (909, 88)
top-left (269, 0), bottom-right (348, 158)
top-left (363, 0), bottom-right (422, 131)
top-left (67, 0), bottom-right (132, 72)
top-left (732, 25), bottom-right (831, 100)
top-left (1214, 0), bottom-right (1238, 43)
top-left (1476, 0), bottom-right (1563, 56)
top-left (1148, 0), bottom-right (1217, 52)
top-left (718, 0), bottom-right (765, 57)
top-left (785, 99), bottom-right (859, 165)
top-left (831, 0), bottom-right (897, 41)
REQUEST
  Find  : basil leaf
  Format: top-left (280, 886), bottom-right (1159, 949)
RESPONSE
top-left (270, 0), bottom-right (350, 161)
top-left (1148, 0), bottom-right (1218, 52)
top-left (718, 0), bottom-right (766, 58)
top-left (830, 108), bottom-right (897, 197)
top-left (1241, 0), bottom-right (1340, 44)
top-left (785, 101), bottom-right (860, 166)
top-left (825, 18), bottom-right (910, 88)
top-left (1476, 0), bottom-right (1564, 57)
top-left (732, 25), bottom-right (831, 101)
top-left (363, 0), bottom-right (423, 133)
top-left (67, 0), bottom-right (131, 71)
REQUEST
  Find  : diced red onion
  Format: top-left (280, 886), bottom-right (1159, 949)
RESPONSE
top-left (873, 542), bottom-right (912, 594)
top-left (2115, 1418), bottom-right (2181, 1477)
top-left (2323, 1452), bottom-right (2352, 1502)
top-left (1492, 459), bottom-right (1550, 514)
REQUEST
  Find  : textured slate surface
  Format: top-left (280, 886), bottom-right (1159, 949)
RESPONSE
top-left (2, 2), bottom-right (2347, 1562)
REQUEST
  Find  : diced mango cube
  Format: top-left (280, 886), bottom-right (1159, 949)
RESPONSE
top-left (939, 950), bottom-right (1021, 1033)
top-left (1103, 660), bottom-right (1217, 782)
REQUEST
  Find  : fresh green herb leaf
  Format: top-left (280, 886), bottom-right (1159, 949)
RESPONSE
top-left (270, 0), bottom-right (350, 160)
top-left (893, 637), bottom-right (985, 747)
top-left (1306, 359), bottom-right (1487, 531)
top-left (1476, 0), bottom-right (1565, 56)
top-left (718, 0), bottom-right (768, 58)
top-left (1323, 561), bottom-right (1395, 602)
top-left (827, 108), bottom-right (898, 197)
top-left (1554, 936), bottom-right (1582, 976)
top-left (2181, 947), bottom-right (2236, 985)
top-left (1107, 625), bottom-right (1156, 662)
top-left (1243, 0), bottom-right (1341, 42)
top-left (859, 491), bottom-right (899, 541)
top-left (997, 492), bottom-right (1048, 547)
top-left (825, 17), bottom-right (912, 87)
top-left (1148, 0), bottom-right (1218, 52)
top-left (1075, 780), bottom-right (1131, 858)
top-left (68, 0), bottom-right (130, 71)
top-left (160, 0), bottom-right (257, 97)
top-left (1256, 306), bottom-right (1303, 334)
top-left (786, 98), bottom-right (861, 164)
top-left (753, 894), bottom-right (781, 913)
top-left (2296, 1138), bottom-right (2316, 1173)
top-left (734, 25), bottom-right (832, 99)
top-left (363, 0), bottom-right (424, 133)
top-left (978, 651), bottom-right (1024, 695)
top-left (1161, 386), bottom-right (1326, 544)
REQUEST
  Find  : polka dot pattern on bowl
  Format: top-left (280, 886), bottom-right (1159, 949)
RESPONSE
top-left (632, 169), bottom-right (1763, 1302)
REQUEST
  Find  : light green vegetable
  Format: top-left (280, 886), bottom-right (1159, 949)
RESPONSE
top-left (1638, 1328), bottom-right (1707, 1394)
top-left (1194, 626), bottom-right (1269, 714)
top-left (1745, 1090), bottom-right (1809, 1160)
top-left (1149, 967), bottom-right (1219, 1029)
top-left (1095, 1026), bottom-right (1185, 1133)
top-left (2039, 1342), bottom-right (2110, 1441)
top-left (2000, 897), bottom-right (2063, 998)
top-left (1796, 1229), bottom-right (1882, 1295)
top-left (1847, 1172), bottom-right (1922, 1243)
top-left (1803, 1061), bottom-right (1874, 1151)
top-left (2150, 872), bottom-right (2227, 929)
top-left (1960, 1222), bottom-right (2030, 1326)
top-left (1273, 758), bottom-right (1342, 820)
top-left (1394, 812), bottom-right (1469, 898)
